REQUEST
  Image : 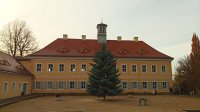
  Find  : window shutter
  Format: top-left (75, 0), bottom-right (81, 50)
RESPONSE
top-left (85, 81), bottom-right (88, 88)
top-left (65, 82), bottom-right (68, 89)
top-left (56, 81), bottom-right (58, 89)
top-left (167, 81), bottom-right (170, 89)
top-left (158, 82), bottom-right (161, 89)
top-left (44, 81), bottom-right (47, 89)
top-left (63, 81), bottom-right (66, 89)
top-left (77, 81), bottom-right (80, 89)
top-left (75, 82), bottom-right (77, 89)
top-left (41, 81), bottom-right (44, 89)
top-left (52, 81), bottom-right (56, 89)
top-left (135, 82), bottom-right (138, 89)
top-left (138, 82), bottom-right (141, 89)
top-left (148, 82), bottom-right (151, 89)
top-left (66, 82), bottom-right (70, 89)
top-left (128, 82), bottom-right (132, 89)
top-left (149, 82), bottom-right (152, 89)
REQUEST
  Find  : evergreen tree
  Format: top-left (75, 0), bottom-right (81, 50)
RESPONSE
top-left (87, 45), bottom-right (123, 100)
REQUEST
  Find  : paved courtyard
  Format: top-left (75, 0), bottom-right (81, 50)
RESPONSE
top-left (0, 95), bottom-right (200, 112)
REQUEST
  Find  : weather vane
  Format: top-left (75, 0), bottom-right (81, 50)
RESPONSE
top-left (101, 18), bottom-right (103, 23)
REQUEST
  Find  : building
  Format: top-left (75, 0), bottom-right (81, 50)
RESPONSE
top-left (0, 52), bottom-right (33, 99)
top-left (19, 23), bottom-right (173, 94)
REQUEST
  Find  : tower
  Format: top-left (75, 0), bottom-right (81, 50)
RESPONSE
top-left (97, 22), bottom-right (107, 44)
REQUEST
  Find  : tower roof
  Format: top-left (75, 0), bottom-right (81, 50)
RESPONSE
top-left (97, 23), bottom-right (107, 27)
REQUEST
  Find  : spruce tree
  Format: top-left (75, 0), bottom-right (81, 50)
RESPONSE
top-left (87, 45), bottom-right (122, 100)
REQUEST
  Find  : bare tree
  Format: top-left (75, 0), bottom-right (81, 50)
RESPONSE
top-left (0, 19), bottom-right (38, 57)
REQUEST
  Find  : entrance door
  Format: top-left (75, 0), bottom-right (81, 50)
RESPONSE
top-left (23, 83), bottom-right (28, 95)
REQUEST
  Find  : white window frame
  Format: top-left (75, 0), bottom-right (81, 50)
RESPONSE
top-left (141, 64), bottom-right (147, 73)
top-left (12, 82), bottom-right (16, 92)
top-left (69, 81), bottom-right (75, 89)
top-left (132, 81), bottom-right (138, 89)
top-left (81, 64), bottom-right (87, 72)
top-left (19, 82), bottom-right (22, 91)
top-left (48, 64), bottom-right (54, 72)
top-left (35, 81), bottom-right (41, 89)
top-left (4, 82), bottom-right (8, 93)
top-left (151, 65), bottom-right (157, 73)
top-left (161, 65), bottom-right (167, 73)
top-left (142, 81), bottom-right (148, 89)
top-left (122, 82), bottom-right (128, 90)
top-left (162, 81), bottom-right (167, 89)
top-left (58, 64), bottom-right (65, 72)
top-left (36, 63), bottom-right (42, 72)
top-left (70, 64), bottom-right (76, 72)
top-left (58, 81), bottom-right (64, 89)
top-left (80, 81), bottom-right (86, 89)
top-left (47, 81), bottom-right (52, 89)
top-left (121, 64), bottom-right (127, 73)
top-left (152, 81), bottom-right (158, 89)
top-left (131, 64), bottom-right (137, 73)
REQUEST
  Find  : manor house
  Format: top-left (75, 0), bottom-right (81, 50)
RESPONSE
top-left (18, 23), bottom-right (173, 94)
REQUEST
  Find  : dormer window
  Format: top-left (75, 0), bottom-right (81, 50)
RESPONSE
top-left (0, 60), bottom-right (10, 66)
top-left (78, 48), bottom-right (89, 54)
top-left (118, 49), bottom-right (129, 55)
top-left (136, 49), bottom-right (148, 55)
top-left (57, 48), bottom-right (70, 53)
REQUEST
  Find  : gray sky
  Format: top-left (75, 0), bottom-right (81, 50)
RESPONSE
top-left (0, 0), bottom-right (200, 73)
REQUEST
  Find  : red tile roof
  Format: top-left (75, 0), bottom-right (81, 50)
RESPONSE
top-left (28, 38), bottom-right (173, 59)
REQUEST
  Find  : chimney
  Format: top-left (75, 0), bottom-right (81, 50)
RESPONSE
top-left (63, 34), bottom-right (68, 39)
top-left (117, 36), bottom-right (122, 41)
top-left (82, 35), bottom-right (86, 40)
top-left (134, 37), bottom-right (138, 42)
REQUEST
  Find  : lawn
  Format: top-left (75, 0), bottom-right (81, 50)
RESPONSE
top-left (0, 95), bottom-right (199, 112)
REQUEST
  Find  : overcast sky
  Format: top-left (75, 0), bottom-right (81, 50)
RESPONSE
top-left (0, 0), bottom-right (200, 73)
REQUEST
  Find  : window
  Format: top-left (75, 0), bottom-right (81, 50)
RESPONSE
top-left (70, 64), bottom-right (76, 72)
top-left (132, 64), bottom-right (137, 73)
top-left (142, 65), bottom-right (147, 73)
top-left (162, 82), bottom-right (167, 89)
top-left (122, 64), bottom-right (127, 72)
top-left (36, 64), bottom-right (42, 71)
top-left (80, 82), bottom-right (86, 89)
top-left (35, 82), bottom-right (41, 89)
top-left (48, 64), bottom-right (53, 72)
top-left (47, 81), bottom-right (52, 89)
top-left (152, 82), bottom-right (157, 89)
top-left (0, 60), bottom-right (10, 66)
top-left (58, 81), bottom-right (64, 89)
top-left (81, 64), bottom-right (86, 71)
top-left (19, 83), bottom-right (22, 91)
top-left (162, 65), bottom-right (166, 73)
top-left (4, 83), bottom-right (8, 92)
top-left (152, 65), bottom-right (157, 73)
top-left (12, 83), bottom-right (16, 92)
top-left (59, 64), bottom-right (64, 72)
top-left (69, 82), bottom-right (75, 89)
top-left (122, 82), bottom-right (127, 89)
top-left (132, 82), bottom-right (138, 89)
top-left (142, 82), bottom-right (147, 89)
